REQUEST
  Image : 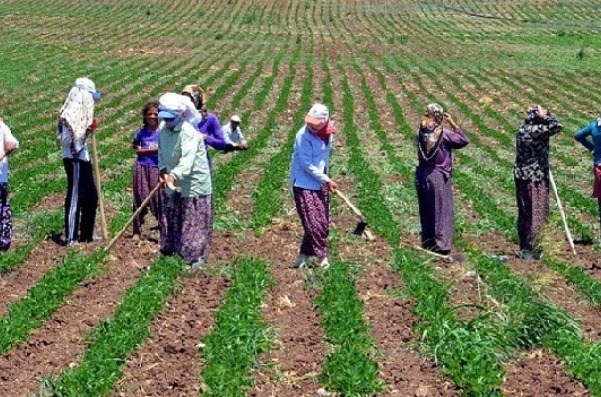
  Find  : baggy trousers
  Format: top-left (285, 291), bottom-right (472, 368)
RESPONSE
top-left (63, 158), bottom-right (98, 242)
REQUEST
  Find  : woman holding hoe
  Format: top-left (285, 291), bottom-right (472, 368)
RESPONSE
top-left (290, 103), bottom-right (337, 269)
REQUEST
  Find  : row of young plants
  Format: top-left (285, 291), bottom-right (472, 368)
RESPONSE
top-left (250, 37), bottom-right (314, 231)
top-left (212, 39), bottom-right (295, 213)
top-left (41, 255), bottom-right (187, 396)
top-left (338, 55), bottom-right (511, 394)
top-left (315, 256), bottom-right (383, 395)
top-left (303, 48), bottom-right (384, 395)
top-left (199, 257), bottom-right (273, 396)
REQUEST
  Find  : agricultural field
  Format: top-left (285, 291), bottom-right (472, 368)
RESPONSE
top-left (1, 0), bottom-right (601, 395)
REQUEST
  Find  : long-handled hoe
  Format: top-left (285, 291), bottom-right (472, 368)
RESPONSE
top-left (105, 183), bottom-right (163, 251)
top-left (335, 190), bottom-right (375, 241)
top-left (549, 169), bottom-right (576, 255)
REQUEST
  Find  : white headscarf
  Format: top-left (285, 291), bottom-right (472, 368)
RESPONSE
top-left (158, 93), bottom-right (201, 126)
top-left (59, 78), bottom-right (96, 154)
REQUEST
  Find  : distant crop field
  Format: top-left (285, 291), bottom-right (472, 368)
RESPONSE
top-left (1, 0), bottom-right (601, 395)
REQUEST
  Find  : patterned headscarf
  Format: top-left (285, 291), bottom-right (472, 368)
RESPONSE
top-left (426, 103), bottom-right (444, 123)
top-left (419, 103), bottom-right (444, 152)
top-left (59, 78), bottom-right (96, 154)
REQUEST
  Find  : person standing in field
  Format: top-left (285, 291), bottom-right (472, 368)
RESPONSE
top-left (290, 103), bottom-right (337, 269)
top-left (0, 118), bottom-right (19, 252)
top-left (415, 103), bottom-right (468, 256)
top-left (58, 77), bottom-right (101, 246)
top-left (514, 105), bottom-right (562, 260)
top-left (157, 93), bottom-right (213, 269)
top-left (222, 114), bottom-right (248, 152)
top-left (574, 115), bottom-right (601, 242)
top-left (131, 101), bottom-right (162, 240)
top-left (181, 84), bottom-right (227, 165)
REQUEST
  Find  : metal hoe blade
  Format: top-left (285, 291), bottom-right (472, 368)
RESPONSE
top-left (353, 219), bottom-right (368, 236)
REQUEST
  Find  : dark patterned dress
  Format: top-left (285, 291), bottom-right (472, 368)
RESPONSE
top-left (514, 113), bottom-right (562, 251)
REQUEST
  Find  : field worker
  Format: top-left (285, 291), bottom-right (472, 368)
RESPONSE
top-left (222, 114), bottom-right (248, 152)
top-left (290, 103), bottom-right (337, 269)
top-left (58, 77), bottom-right (101, 246)
top-left (181, 84), bottom-right (226, 163)
top-left (157, 93), bottom-right (213, 269)
top-left (0, 118), bottom-right (19, 252)
top-left (514, 105), bottom-right (562, 260)
top-left (181, 84), bottom-right (206, 111)
top-left (574, 115), bottom-right (601, 242)
top-left (198, 106), bottom-right (227, 158)
top-left (415, 103), bottom-right (468, 256)
top-left (131, 101), bottom-right (162, 240)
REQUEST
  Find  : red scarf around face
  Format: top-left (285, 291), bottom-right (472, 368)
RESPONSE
top-left (311, 120), bottom-right (336, 143)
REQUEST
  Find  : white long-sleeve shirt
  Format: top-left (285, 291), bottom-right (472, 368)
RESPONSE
top-left (222, 122), bottom-right (246, 145)
top-left (0, 119), bottom-right (19, 183)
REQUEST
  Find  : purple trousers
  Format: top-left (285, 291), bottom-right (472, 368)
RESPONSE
top-left (416, 169), bottom-right (455, 253)
top-left (0, 183), bottom-right (12, 251)
top-left (293, 185), bottom-right (330, 259)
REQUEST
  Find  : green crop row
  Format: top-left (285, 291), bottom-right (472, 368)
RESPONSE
top-left (250, 39), bottom-right (313, 231)
top-left (200, 257), bottom-right (272, 396)
top-left (41, 256), bottom-right (186, 396)
top-left (212, 38), bottom-right (294, 214)
top-left (315, 259), bottom-right (384, 395)
top-left (335, 53), bottom-right (509, 393)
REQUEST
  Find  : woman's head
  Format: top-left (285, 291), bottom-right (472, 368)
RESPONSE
top-left (182, 85), bottom-right (204, 110)
top-left (75, 77), bottom-right (101, 101)
top-left (425, 103), bottom-right (444, 124)
top-left (142, 101), bottom-right (159, 129)
top-left (158, 93), bottom-right (188, 130)
top-left (305, 103), bottom-right (329, 133)
top-left (525, 104), bottom-right (545, 123)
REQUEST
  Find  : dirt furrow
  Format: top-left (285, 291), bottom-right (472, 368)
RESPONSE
top-left (0, 238), bottom-right (151, 396)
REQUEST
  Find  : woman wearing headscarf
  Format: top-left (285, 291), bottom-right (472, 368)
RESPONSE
top-left (131, 101), bottom-right (162, 240)
top-left (415, 103), bottom-right (468, 255)
top-left (290, 103), bottom-right (337, 269)
top-left (514, 105), bottom-right (562, 260)
top-left (158, 93), bottom-right (213, 268)
top-left (574, 115), bottom-right (601, 241)
top-left (181, 85), bottom-right (227, 163)
top-left (58, 77), bottom-right (101, 245)
top-left (0, 118), bottom-right (19, 252)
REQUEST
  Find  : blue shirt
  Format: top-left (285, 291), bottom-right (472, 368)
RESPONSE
top-left (289, 125), bottom-right (333, 190)
top-left (574, 120), bottom-right (601, 165)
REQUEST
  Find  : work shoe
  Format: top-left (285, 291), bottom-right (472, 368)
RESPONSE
top-left (518, 250), bottom-right (533, 260)
top-left (317, 257), bottom-right (330, 269)
top-left (189, 258), bottom-right (206, 270)
top-left (293, 254), bottom-right (309, 268)
top-left (532, 251), bottom-right (543, 260)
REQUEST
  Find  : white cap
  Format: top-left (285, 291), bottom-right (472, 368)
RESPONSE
top-left (305, 103), bottom-right (329, 125)
top-left (230, 115), bottom-right (241, 123)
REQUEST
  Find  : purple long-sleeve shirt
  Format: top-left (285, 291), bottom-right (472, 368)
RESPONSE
top-left (416, 128), bottom-right (469, 180)
top-left (197, 113), bottom-right (227, 150)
